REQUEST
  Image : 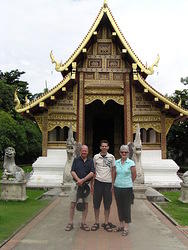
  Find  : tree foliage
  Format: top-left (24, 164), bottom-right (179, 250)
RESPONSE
top-left (167, 77), bottom-right (188, 170)
top-left (0, 70), bottom-right (42, 164)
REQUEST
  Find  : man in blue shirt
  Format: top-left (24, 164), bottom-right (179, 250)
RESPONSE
top-left (65, 145), bottom-right (95, 231)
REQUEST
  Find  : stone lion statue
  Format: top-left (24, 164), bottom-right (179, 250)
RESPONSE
top-left (2, 147), bottom-right (25, 182)
top-left (183, 171), bottom-right (188, 184)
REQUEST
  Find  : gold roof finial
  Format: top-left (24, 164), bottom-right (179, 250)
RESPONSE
top-left (103, 0), bottom-right (108, 7)
top-left (178, 98), bottom-right (182, 107)
top-left (14, 89), bottom-right (21, 111)
top-left (148, 54), bottom-right (160, 75)
top-left (50, 50), bottom-right (63, 72)
top-left (25, 95), bottom-right (30, 105)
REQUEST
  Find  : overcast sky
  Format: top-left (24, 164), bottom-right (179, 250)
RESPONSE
top-left (1, 0), bottom-right (188, 95)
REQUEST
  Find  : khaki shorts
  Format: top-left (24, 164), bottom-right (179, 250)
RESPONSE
top-left (69, 185), bottom-right (90, 203)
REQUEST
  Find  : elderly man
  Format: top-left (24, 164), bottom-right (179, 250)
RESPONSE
top-left (65, 145), bottom-right (95, 231)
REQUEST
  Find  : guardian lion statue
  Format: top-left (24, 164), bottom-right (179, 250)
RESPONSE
top-left (2, 147), bottom-right (25, 182)
top-left (183, 171), bottom-right (188, 184)
top-left (63, 126), bottom-right (76, 183)
top-left (128, 124), bottom-right (144, 184)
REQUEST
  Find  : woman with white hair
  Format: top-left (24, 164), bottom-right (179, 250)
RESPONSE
top-left (112, 145), bottom-right (136, 236)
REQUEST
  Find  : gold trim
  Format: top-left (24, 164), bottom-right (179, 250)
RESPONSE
top-left (16, 73), bottom-right (71, 113)
top-left (51, 3), bottom-right (157, 75)
top-left (85, 95), bottom-right (124, 105)
top-left (14, 89), bottom-right (21, 111)
top-left (137, 73), bottom-right (188, 116)
top-left (133, 122), bottom-right (161, 134)
top-left (133, 115), bottom-right (161, 122)
top-left (34, 116), bottom-right (43, 131)
top-left (165, 118), bottom-right (174, 135)
top-left (47, 121), bottom-right (76, 132)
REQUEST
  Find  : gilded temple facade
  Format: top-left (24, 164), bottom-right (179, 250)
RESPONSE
top-left (15, 2), bottom-right (188, 159)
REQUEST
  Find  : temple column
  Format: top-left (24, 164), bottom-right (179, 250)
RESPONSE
top-left (124, 73), bottom-right (132, 144)
top-left (77, 72), bottom-right (85, 144)
top-left (161, 113), bottom-right (166, 159)
top-left (42, 113), bottom-right (48, 156)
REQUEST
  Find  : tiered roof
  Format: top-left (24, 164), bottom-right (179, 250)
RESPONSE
top-left (15, 1), bottom-right (188, 117)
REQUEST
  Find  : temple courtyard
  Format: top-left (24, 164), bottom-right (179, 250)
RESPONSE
top-left (1, 196), bottom-right (188, 250)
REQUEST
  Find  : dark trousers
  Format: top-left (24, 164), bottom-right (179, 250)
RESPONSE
top-left (114, 187), bottom-right (133, 223)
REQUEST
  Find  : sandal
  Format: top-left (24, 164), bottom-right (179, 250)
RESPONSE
top-left (65, 223), bottom-right (73, 231)
top-left (104, 223), bottom-right (113, 232)
top-left (91, 223), bottom-right (99, 231)
top-left (114, 227), bottom-right (123, 232)
top-left (80, 223), bottom-right (90, 231)
top-left (108, 222), bottom-right (116, 228)
top-left (122, 229), bottom-right (129, 236)
top-left (101, 222), bottom-right (116, 229)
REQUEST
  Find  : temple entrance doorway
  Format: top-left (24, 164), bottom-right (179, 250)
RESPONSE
top-left (85, 100), bottom-right (124, 157)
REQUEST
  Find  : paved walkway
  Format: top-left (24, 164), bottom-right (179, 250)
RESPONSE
top-left (1, 196), bottom-right (188, 250)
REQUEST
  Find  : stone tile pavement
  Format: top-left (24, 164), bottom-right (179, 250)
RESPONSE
top-left (1, 195), bottom-right (188, 250)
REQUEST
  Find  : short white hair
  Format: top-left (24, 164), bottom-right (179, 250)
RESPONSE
top-left (119, 145), bottom-right (129, 152)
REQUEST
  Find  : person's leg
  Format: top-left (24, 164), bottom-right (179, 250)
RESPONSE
top-left (91, 180), bottom-right (102, 231)
top-left (80, 202), bottom-right (90, 231)
top-left (69, 202), bottom-right (76, 224)
top-left (121, 188), bottom-right (132, 235)
top-left (93, 180), bottom-right (102, 223)
top-left (103, 183), bottom-right (112, 232)
top-left (65, 202), bottom-right (76, 231)
top-left (81, 202), bottom-right (88, 224)
top-left (114, 187), bottom-right (124, 229)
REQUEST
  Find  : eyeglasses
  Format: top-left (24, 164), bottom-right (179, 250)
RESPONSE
top-left (120, 151), bottom-right (128, 154)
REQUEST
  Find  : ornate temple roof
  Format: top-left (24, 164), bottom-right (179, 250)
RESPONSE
top-left (15, 1), bottom-right (188, 117)
top-left (50, 1), bottom-right (159, 76)
top-left (15, 73), bottom-right (72, 113)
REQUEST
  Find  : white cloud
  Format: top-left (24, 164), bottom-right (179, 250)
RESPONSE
top-left (1, 0), bottom-right (188, 95)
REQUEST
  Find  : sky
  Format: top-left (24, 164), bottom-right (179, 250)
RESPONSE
top-left (1, 0), bottom-right (188, 95)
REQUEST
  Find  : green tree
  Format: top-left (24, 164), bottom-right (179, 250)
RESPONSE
top-left (0, 70), bottom-right (42, 164)
top-left (0, 111), bottom-right (28, 162)
top-left (167, 77), bottom-right (188, 171)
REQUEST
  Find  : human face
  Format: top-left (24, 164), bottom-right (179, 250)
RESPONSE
top-left (100, 143), bottom-right (109, 155)
top-left (120, 151), bottom-right (128, 160)
top-left (81, 146), bottom-right (88, 159)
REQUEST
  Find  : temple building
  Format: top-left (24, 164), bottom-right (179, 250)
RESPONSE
top-left (15, 1), bottom-right (188, 187)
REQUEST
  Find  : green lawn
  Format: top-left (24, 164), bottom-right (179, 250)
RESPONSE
top-left (160, 191), bottom-right (188, 226)
top-left (0, 189), bottom-right (49, 244)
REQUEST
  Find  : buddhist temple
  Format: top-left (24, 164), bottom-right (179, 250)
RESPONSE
top-left (15, 1), bottom-right (188, 188)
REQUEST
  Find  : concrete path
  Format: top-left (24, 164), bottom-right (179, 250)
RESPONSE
top-left (1, 196), bottom-right (188, 250)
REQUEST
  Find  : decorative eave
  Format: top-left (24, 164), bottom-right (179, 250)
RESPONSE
top-left (15, 73), bottom-right (72, 113)
top-left (50, 2), bottom-right (158, 76)
top-left (136, 73), bottom-right (188, 116)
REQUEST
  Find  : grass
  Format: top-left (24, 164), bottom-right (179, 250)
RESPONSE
top-left (159, 191), bottom-right (188, 226)
top-left (0, 188), bottom-right (49, 244)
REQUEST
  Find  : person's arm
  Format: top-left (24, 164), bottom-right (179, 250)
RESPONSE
top-left (131, 166), bottom-right (137, 182)
top-left (71, 159), bottom-right (83, 186)
top-left (83, 172), bottom-right (94, 182)
top-left (111, 166), bottom-right (116, 191)
top-left (90, 158), bottom-right (96, 194)
top-left (111, 156), bottom-right (116, 191)
top-left (71, 170), bottom-right (83, 186)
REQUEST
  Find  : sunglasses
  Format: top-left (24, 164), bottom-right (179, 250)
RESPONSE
top-left (120, 151), bottom-right (128, 154)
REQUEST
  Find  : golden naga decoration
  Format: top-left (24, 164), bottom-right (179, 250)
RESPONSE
top-left (148, 54), bottom-right (160, 75)
top-left (14, 89), bottom-right (21, 111)
top-left (50, 50), bottom-right (64, 72)
top-left (178, 98), bottom-right (182, 107)
top-left (25, 95), bottom-right (30, 105)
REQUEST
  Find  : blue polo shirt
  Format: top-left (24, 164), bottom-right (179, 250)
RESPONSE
top-left (114, 158), bottom-right (135, 188)
top-left (71, 156), bottom-right (95, 180)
